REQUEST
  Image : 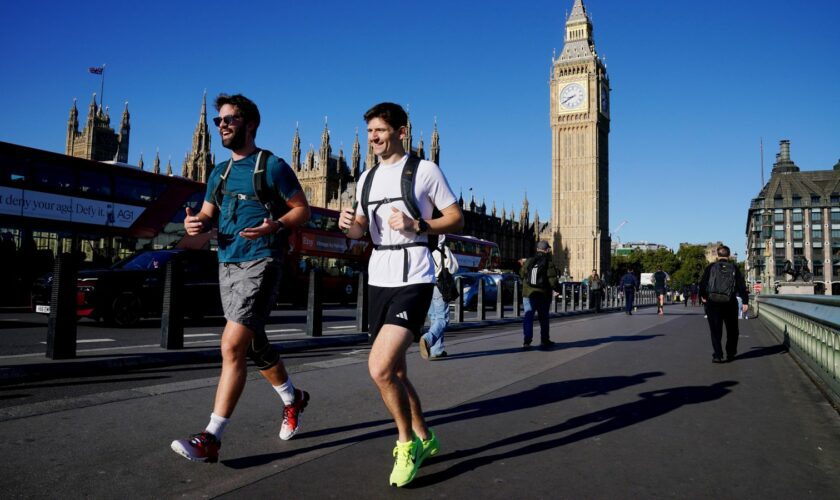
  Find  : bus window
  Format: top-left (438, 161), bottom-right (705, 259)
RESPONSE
top-left (33, 163), bottom-right (75, 192)
top-left (2, 164), bottom-right (28, 186)
top-left (115, 177), bottom-right (156, 203)
top-left (79, 170), bottom-right (112, 197)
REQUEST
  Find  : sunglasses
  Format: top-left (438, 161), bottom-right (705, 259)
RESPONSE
top-left (213, 114), bottom-right (242, 127)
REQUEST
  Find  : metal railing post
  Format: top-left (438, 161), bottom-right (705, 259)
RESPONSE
top-left (514, 280), bottom-right (521, 317)
top-left (356, 272), bottom-right (368, 333)
top-left (306, 269), bottom-right (322, 337)
top-left (453, 276), bottom-right (464, 323)
top-left (46, 254), bottom-right (77, 359)
top-left (160, 257), bottom-right (184, 350)
top-left (477, 277), bottom-right (486, 321)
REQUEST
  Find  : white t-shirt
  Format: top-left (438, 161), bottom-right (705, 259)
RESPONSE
top-left (355, 155), bottom-right (458, 287)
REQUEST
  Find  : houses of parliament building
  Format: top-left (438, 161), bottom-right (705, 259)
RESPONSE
top-left (65, 93), bottom-right (541, 268)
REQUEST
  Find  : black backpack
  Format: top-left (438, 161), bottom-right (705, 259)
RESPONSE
top-left (435, 244), bottom-right (460, 302)
top-left (707, 261), bottom-right (737, 303)
top-left (526, 254), bottom-right (550, 289)
top-left (360, 154), bottom-right (440, 250)
top-left (211, 149), bottom-right (289, 221)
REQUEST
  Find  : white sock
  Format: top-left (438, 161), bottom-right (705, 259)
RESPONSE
top-left (205, 413), bottom-right (229, 440)
top-left (274, 380), bottom-right (296, 406)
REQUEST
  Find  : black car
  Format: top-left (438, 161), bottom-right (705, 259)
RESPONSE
top-left (32, 249), bottom-right (222, 327)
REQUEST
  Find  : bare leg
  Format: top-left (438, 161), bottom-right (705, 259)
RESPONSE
top-left (368, 324), bottom-right (415, 443)
top-left (395, 355), bottom-right (429, 441)
top-left (212, 320), bottom-right (290, 417)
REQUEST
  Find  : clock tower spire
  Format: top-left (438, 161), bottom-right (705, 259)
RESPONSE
top-left (549, 0), bottom-right (610, 281)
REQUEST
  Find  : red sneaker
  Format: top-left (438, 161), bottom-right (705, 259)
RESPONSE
top-left (171, 431), bottom-right (220, 463)
top-left (279, 389), bottom-right (310, 440)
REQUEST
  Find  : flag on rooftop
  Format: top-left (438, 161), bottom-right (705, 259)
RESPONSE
top-left (89, 66), bottom-right (104, 75)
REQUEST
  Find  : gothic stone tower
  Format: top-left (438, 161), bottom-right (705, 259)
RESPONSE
top-left (66, 94), bottom-right (129, 163)
top-left (550, 0), bottom-right (610, 281)
top-left (182, 92), bottom-right (213, 182)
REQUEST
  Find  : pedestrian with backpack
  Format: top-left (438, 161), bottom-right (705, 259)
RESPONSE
top-left (338, 102), bottom-right (464, 487)
top-left (520, 240), bottom-right (559, 348)
top-left (700, 245), bottom-right (749, 363)
top-left (172, 94), bottom-right (312, 463)
top-left (420, 236), bottom-right (459, 360)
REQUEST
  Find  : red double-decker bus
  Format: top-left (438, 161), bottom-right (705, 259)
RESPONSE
top-left (280, 206), bottom-right (372, 305)
top-left (0, 141), bottom-right (206, 308)
top-left (444, 234), bottom-right (501, 271)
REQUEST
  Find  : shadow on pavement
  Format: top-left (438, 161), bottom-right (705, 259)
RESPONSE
top-left (732, 343), bottom-right (788, 362)
top-left (410, 380), bottom-right (739, 487)
top-left (221, 372), bottom-right (665, 469)
top-left (444, 335), bottom-right (662, 361)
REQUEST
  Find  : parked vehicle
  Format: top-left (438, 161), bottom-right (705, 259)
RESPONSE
top-left (456, 271), bottom-right (521, 310)
top-left (456, 272), bottom-right (498, 311)
top-left (31, 249), bottom-right (222, 327)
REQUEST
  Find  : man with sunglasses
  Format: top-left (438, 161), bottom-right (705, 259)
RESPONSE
top-left (338, 102), bottom-right (464, 487)
top-left (171, 94), bottom-right (311, 463)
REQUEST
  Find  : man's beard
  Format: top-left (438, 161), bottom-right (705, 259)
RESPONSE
top-left (223, 126), bottom-right (247, 151)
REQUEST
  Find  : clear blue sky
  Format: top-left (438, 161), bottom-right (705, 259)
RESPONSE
top-left (3, 0), bottom-right (839, 259)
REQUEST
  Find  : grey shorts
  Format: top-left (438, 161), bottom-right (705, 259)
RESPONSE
top-left (219, 257), bottom-right (282, 332)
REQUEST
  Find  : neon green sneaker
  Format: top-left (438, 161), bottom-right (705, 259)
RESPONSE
top-left (418, 429), bottom-right (440, 464)
top-left (389, 437), bottom-right (421, 487)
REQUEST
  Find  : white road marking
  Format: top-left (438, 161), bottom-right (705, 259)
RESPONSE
top-left (184, 334), bottom-right (219, 338)
top-left (39, 338), bottom-right (115, 344)
top-left (327, 325), bottom-right (356, 330)
top-left (265, 328), bottom-right (301, 333)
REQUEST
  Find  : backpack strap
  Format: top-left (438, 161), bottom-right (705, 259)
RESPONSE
top-left (253, 149), bottom-right (288, 220)
top-left (212, 158), bottom-right (235, 208)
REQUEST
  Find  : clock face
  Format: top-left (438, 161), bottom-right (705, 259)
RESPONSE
top-left (559, 82), bottom-right (586, 110)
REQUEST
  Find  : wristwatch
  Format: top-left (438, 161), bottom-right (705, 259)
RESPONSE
top-left (416, 218), bottom-right (429, 234)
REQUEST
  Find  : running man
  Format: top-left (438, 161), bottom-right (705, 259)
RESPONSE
top-left (338, 102), bottom-right (464, 487)
top-left (653, 266), bottom-right (668, 315)
top-left (171, 94), bottom-right (311, 463)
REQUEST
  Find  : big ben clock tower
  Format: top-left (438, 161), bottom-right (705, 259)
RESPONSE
top-left (550, 0), bottom-right (610, 281)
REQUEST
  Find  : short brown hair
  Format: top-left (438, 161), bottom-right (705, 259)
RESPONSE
top-left (363, 102), bottom-right (408, 130)
top-left (215, 93), bottom-right (261, 138)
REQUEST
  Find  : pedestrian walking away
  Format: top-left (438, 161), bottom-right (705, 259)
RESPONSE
top-left (520, 241), bottom-right (559, 347)
top-left (338, 102), bottom-right (464, 487)
top-left (587, 269), bottom-right (603, 313)
top-left (620, 268), bottom-right (639, 315)
top-left (171, 94), bottom-right (312, 463)
top-left (700, 245), bottom-right (749, 363)
top-left (420, 235), bottom-right (459, 360)
top-left (653, 266), bottom-right (667, 315)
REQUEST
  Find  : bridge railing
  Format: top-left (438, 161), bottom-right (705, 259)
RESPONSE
top-left (755, 295), bottom-right (840, 399)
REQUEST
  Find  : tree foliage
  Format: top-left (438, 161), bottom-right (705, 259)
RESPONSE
top-left (608, 244), bottom-right (710, 289)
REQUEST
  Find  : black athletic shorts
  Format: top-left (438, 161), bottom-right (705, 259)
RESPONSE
top-left (369, 283), bottom-right (435, 342)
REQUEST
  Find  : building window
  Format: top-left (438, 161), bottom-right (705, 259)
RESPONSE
top-left (832, 208), bottom-right (840, 223)
top-left (793, 228), bottom-right (803, 240)
top-left (812, 195), bottom-right (821, 205)
top-left (792, 209), bottom-right (803, 223)
top-left (774, 229), bottom-right (785, 240)
top-left (813, 227), bottom-right (823, 241)
top-left (774, 209), bottom-right (784, 223)
top-left (792, 196), bottom-right (801, 207)
top-left (832, 194), bottom-right (840, 205)
top-left (812, 210), bottom-right (822, 223)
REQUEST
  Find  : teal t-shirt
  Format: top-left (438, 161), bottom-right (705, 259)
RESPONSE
top-left (204, 151), bottom-right (302, 263)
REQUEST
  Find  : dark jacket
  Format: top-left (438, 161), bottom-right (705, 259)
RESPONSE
top-left (700, 259), bottom-right (749, 305)
top-left (620, 272), bottom-right (639, 290)
top-left (520, 252), bottom-right (559, 297)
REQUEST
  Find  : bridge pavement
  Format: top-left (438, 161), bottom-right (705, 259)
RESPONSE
top-left (1, 305), bottom-right (839, 498)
